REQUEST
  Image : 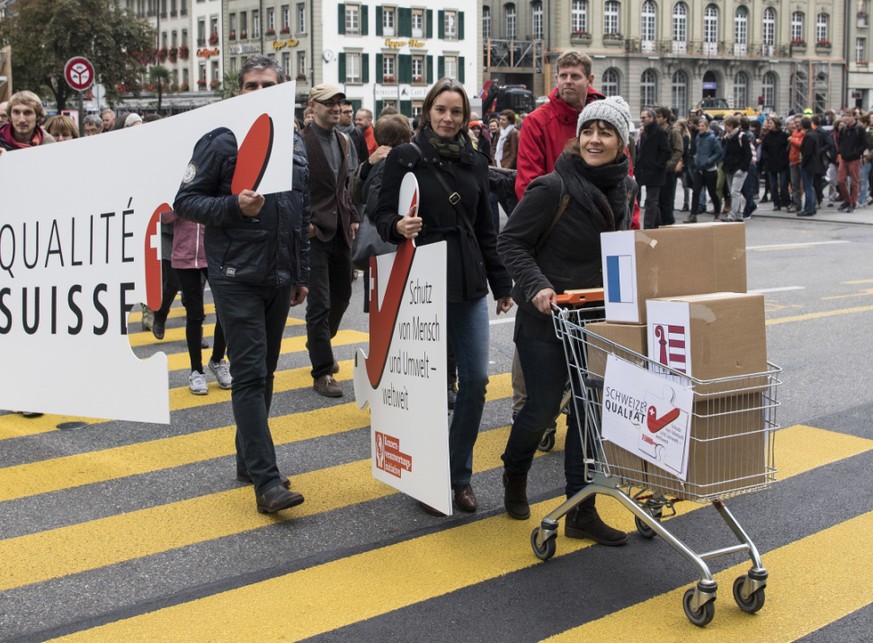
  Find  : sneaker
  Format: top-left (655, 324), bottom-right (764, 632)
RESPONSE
top-left (827, 201), bottom-right (834, 208)
top-left (188, 370), bottom-right (208, 395)
top-left (313, 375), bottom-right (343, 397)
top-left (838, 202), bottom-right (849, 211)
top-left (208, 359), bottom-right (232, 389)
top-left (847, 206), bottom-right (855, 213)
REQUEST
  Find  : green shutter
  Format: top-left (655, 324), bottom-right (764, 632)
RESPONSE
top-left (337, 4), bottom-right (345, 34)
top-left (426, 10), bottom-right (433, 38)
top-left (399, 55), bottom-right (412, 83)
top-left (376, 6), bottom-right (382, 36)
top-left (401, 100), bottom-right (412, 117)
top-left (459, 11), bottom-right (464, 40)
top-left (361, 4), bottom-right (368, 35)
top-left (363, 53), bottom-right (369, 83)
top-left (376, 53), bottom-right (383, 80)
top-left (458, 56), bottom-right (465, 83)
top-left (438, 56), bottom-right (444, 79)
top-left (339, 53), bottom-right (346, 81)
top-left (427, 55), bottom-right (434, 82)
top-left (376, 99), bottom-right (383, 115)
top-left (398, 8), bottom-right (411, 37)
top-left (438, 10), bottom-right (444, 38)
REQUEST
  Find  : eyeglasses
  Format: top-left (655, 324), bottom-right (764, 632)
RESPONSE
top-left (315, 98), bottom-right (346, 108)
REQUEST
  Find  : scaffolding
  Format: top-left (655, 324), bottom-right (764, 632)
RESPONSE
top-left (791, 60), bottom-right (832, 114)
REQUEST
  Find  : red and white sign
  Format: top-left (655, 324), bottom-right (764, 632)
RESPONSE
top-left (602, 354), bottom-right (694, 479)
top-left (353, 234), bottom-right (451, 515)
top-left (64, 56), bottom-right (95, 92)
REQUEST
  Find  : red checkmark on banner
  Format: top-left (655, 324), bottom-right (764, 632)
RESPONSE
top-left (647, 405), bottom-right (680, 433)
top-left (231, 113), bottom-right (273, 194)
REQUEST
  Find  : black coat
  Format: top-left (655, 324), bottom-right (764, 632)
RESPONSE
top-left (760, 129), bottom-right (790, 172)
top-left (722, 130), bottom-right (752, 173)
top-left (173, 127), bottom-right (311, 287)
top-left (373, 130), bottom-right (511, 303)
top-left (634, 122), bottom-right (670, 186)
top-left (800, 129), bottom-right (827, 174)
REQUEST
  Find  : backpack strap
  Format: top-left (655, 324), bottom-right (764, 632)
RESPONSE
top-left (534, 175), bottom-right (570, 255)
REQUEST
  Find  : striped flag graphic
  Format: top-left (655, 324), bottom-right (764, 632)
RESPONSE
top-left (606, 255), bottom-right (634, 303)
top-left (653, 323), bottom-right (687, 373)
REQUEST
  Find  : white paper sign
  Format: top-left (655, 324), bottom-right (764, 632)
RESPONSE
top-left (353, 241), bottom-right (451, 515)
top-left (0, 82), bottom-right (297, 423)
top-left (601, 354), bottom-right (694, 480)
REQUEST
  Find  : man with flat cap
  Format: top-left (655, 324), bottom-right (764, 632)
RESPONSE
top-left (302, 84), bottom-right (359, 397)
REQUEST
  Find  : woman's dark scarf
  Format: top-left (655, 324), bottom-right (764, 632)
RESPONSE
top-left (554, 152), bottom-right (630, 230)
top-left (423, 124), bottom-right (465, 160)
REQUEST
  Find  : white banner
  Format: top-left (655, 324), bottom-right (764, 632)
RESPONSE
top-left (601, 354), bottom-right (694, 480)
top-left (353, 241), bottom-right (451, 515)
top-left (0, 82), bottom-right (297, 423)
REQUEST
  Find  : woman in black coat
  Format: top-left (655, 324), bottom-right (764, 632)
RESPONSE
top-left (634, 108), bottom-right (671, 228)
top-left (373, 78), bottom-right (514, 516)
top-left (497, 95), bottom-right (633, 546)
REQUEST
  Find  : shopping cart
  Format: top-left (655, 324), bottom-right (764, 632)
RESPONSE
top-left (530, 303), bottom-right (782, 627)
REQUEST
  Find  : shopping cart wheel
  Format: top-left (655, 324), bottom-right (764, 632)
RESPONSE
top-left (530, 527), bottom-right (556, 561)
top-left (732, 575), bottom-right (766, 614)
top-left (634, 515), bottom-right (657, 539)
top-left (682, 587), bottom-right (715, 627)
top-left (537, 427), bottom-right (556, 452)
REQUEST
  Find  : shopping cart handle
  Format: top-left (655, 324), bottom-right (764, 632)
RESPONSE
top-left (555, 289), bottom-right (605, 306)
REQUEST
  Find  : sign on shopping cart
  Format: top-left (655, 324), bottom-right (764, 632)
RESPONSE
top-left (601, 354), bottom-right (694, 480)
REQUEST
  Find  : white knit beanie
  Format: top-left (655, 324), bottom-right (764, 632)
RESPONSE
top-left (576, 96), bottom-right (632, 148)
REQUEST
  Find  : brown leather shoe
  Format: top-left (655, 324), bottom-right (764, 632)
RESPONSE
top-left (313, 375), bottom-right (343, 397)
top-left (256, 485), bottom-right (305, 514)
top-left (331, 361), bottom-right (340, 374)
top-left (237, 469), bottom-right (290, 489)
top-left (452, 483), bottom-right (478, 512)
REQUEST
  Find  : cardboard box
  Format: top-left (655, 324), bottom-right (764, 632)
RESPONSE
top-left (600, 223), bottom-right (747, 324)
top-left (644, 393), bottom-right (770, 500)
top-left (646, 292), bottom-right (768, 396)
top-left (585, 321), bottom-right (647, 379)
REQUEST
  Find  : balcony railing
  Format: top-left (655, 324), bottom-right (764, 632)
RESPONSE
top-left (622, 39), bottom-right (791, 58)
top-left (484, 38), bottom-right (541, 70)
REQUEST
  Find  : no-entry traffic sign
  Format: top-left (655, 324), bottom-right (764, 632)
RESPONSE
top-left (64, 56), bottom-right (95, 92)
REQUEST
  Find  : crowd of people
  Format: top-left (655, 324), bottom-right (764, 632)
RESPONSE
top-left (3, 50), bottom-right (866, 529)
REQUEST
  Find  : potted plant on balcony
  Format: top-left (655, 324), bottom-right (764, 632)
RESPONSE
top-left (791, 37), bottom-right (806, 47)
top-left (197, 78), bottom-right (207, 89)
top-left (571, 30), bottom-right (591, 41)
top-left (280, 25), bottom-right (290, 34)
top-left (158, 47), bottom-right (168, 62)
top-left (413, 75), bottom-right (424, 83)
top-left (208, 32), bottom-right (219, 45)
top-left (383, 74), bottom-right (396, 83)
top-left (210, 79), bottom-right (221, 90)
top-left (266, 27), bottom-right (275, 36)
top-left (229, 30), bottom-right (236, 40)
top-left (179, 44), bottom-right (189, 59)
top-left (180, 82), bottom-right (190, 91)
top-left (241, 31), bottom-right (247, 39)
top-left (816, 39), bottom-right (832, 49)
top-left (168, 47), bottom-right (178, 62)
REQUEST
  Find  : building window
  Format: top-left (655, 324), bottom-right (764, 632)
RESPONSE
top-left (444, 10), bottom-right (457, 39)
top-left (816, 13), bottom-right (829, 43)
top-left (483, 6), bottom-right (491, 39)
top-left (412, 8), bottom-right (424, 37)
top-left (297, 52), bottom-right (306, 78)
top-left (857, 36), bottom-right (867, 63)
top-left (281, 5), bottom-right (290, 32)
top-left (735, 6), bottom-right (748, 44)
top-left (296, 3), bottom-right (305, 34)
top-left (383, 54), bottom-right (397, 81)
top-left (671, 70), bottom-right (688, 116)
top-left (346, 4), bottom-right (360, 34)
top-left (572, 0), bottom-right (588, 34)
top-left (412, 101), bottom-right (423, 117)
top-left (604, 1), bottom-right (619, 35)
top-left (252, 9), bottom-right (260, 37)
top-left (240, 12), bottom-right (247, 38)
top-left (197, 18), bottom-right (205, 46)
top-left (602, 68), bottom-right (619, 96)
top-left (383, 7), bottom-right (395, 36)
top-left (505, 4), bottom-right (517, 39)
top-left (763, 7), bottom-right (775, 46)
top-left (641, 69), bottom-right (657, 107)
top-left (346, 52), bottom-right (362, 83)
top-left (704, 5), bottom-right (718, 43)
top-left (641, 1), bottom-right (656, 43)
top-left (532, 2), bottom-right (543, 39)
top-left (229, 13), bottom-right (236, 36)
top-left (282, 52), bottom-right (290, 77)
top-left (791, 11), bottom-right (805, 42)
top-left (412, 55), bottom-right (425, 82)
top-left (267, 7), bottom-right (275, 33)
top-left (672, 2), bottom-right (687, 42)
top-left (444, 55), bottom-right (458, 79)
top-left (734, 72), bottom-right (749, 109)
top-left (762, 71), bottom-right (777, 110)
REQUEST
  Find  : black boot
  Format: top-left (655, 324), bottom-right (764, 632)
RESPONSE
top-left (565, 496), bottom-right (627, 546)
top-left (503, 472), bottom-right (530, 520)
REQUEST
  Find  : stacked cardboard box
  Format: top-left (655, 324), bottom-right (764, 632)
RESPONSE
top-left (594, 223), bottom-right (769, 499)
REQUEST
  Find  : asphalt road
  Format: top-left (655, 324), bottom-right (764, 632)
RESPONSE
top-left (1, 207), bottom-right (872, 642)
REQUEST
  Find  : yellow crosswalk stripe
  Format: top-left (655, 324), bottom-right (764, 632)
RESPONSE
top-left (127, 316), bottom-right (305, 347)
top-left (544, 511), bottom-right (873, 641)
top-left (766, 304), bottom-right (873, 326)
top-left (45, 426), bottom-right (873, 642)
top-left (128, 303), bottom-right (217, 323)
top-left (0, 417), bottom-right (550, 593)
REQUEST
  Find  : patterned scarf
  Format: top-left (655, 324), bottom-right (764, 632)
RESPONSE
top-left (0, 123), bottom-right (44, 150)
top-left (424, 126), bottom-right (464, 160)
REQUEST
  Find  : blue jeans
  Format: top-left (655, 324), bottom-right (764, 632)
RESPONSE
top-left (800, 167), bottom-right (817, 215)
top-left (502, 316), bottom-right (588, 497)
top-left (447, 297), bottom-right (491, 485)
top-left (859, 160), bottom-right (872, 205)
top-left (211, 279), bottom-right (293, 496)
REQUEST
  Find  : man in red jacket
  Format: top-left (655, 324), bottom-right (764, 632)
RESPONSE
top-left (514, 51), bottom-right (605, 201)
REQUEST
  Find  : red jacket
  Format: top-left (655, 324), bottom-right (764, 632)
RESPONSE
top-left (514, 86), bottom-right (605, 200)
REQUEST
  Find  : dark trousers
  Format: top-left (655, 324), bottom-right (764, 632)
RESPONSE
top-left (658, 172), bottom-right (677, 225)
top-left (176, 267), bottom-right (226, 373)
top-left (691, 169), bottom-right (721, 215)
top-left (211, 279), bottom-right (293, 496)
top-left (157, 258), bottom-right (180, 320)
top-left (502, 321), bottom-right (587, 497)
top-left (767, 170), bottom-right (790, 207)
top-left (642, 184), bottom-right (662, 229)
top-left (306, 234), bottom-right (353, 379)
top-left (742, 165), bottom-right (759, 216)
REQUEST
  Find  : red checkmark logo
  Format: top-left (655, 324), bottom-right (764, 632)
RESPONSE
top-left (647, 405), bottom-right (680, 433)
